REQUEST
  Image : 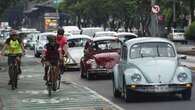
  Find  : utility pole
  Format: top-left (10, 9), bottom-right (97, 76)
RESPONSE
top-left (151, 0), bottom-right (156, 37)
top-left (173, 0), bottom-right (176, 27)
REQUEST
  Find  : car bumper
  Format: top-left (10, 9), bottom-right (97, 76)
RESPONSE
top-left (127, 83), bottom-right (192, 93)
top-left (65, 63), bottom-right (80, 69)
top-left (87, 68), bottom-right (112, 76)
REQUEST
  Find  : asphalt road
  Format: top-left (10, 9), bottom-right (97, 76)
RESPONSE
top-left (63, 71), bottom-right (195, 110)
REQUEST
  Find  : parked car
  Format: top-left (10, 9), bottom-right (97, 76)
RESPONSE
top-left (34, 32), bottom-right (56, 57)
top-left (65, 35), bottom-right (92, 69)
top-left (112, 37), bottom-right (192, 102)
top-left (167, 28), bottom-right (187, 44)
top-left (115, 32), bottom-right (138, 43)
top-left (80, 36), bottom-right (121, 80)
top-left (93, 31), bottom-right (117, 38)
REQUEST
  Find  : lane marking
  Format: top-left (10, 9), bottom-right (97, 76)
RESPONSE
top-left (71, 82), bottom-right (125, 110)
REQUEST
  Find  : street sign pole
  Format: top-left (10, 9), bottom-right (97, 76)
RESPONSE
top-left (151, 0), bottom-right (156, 37)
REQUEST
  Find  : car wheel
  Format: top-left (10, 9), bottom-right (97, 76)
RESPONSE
top-left (34, 51), bottom-right (40, 57)
top-left (86, 72), bottom-right (92, 80)
top-left (123, 79), bottom-right (131, 102)
top-left (80, 64), bottom-right (85, 79)
top-left (112, 77), bottom-right (121, 98)
top-left (182, 88), bottom-right (191, 100)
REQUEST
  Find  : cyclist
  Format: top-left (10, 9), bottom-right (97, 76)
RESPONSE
top-left (56, 28), bottom-right (69, 73)
top-left (42, 28), bottom-right (68, 80)
top-left (0, 30), bottom-right (25, 85)
top-left (42, 35), bottom-right (61, 81)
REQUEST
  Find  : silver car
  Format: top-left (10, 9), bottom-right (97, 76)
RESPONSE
top-left (65, 35), bottom-right (91, 69)
top-left (112, 37), bottom-right (192, 102)
top-left (34, 32), bottom-right (56, 57)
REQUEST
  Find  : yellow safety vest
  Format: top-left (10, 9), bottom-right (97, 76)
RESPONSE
top-left (6, 40), bottom-right (22, 54)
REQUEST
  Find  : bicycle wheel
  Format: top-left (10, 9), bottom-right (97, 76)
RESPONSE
top-left (47, 82), bottom-right (52, 96)
top-left (52, 81), bottom-right (57, 91)
top-left (9, 65), bottom-right (15, 90)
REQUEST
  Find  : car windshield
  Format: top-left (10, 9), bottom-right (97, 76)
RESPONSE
top-left (39, 35), bottom-right (47, 41)
top-left (173, 29), bottom-right (184, 33)
top-left (68, 38), bottom-right (89, 48)
top-left (118, 35), bottom-right (136, 42)
top-left (92, 40), bottom-right (121, 51)
top-left (130, 42), bottom-right (176, 59)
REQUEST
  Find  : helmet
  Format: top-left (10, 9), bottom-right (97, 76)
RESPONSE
top-left (10, 30), bottom-right (18, 36)
top-left (47, 35), bottom-right (56, 42)
top-left (57, 28), bottom-right (64, 35)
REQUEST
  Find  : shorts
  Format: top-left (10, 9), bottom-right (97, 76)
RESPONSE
top-left (8, 54), bottom-right (22, 65)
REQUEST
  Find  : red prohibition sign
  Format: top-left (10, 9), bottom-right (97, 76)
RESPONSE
top-left (152, 5), bottom-right (160, 14)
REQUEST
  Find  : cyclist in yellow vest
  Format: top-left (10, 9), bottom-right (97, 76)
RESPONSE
top-left (0, 30), bottom-right (25, 85)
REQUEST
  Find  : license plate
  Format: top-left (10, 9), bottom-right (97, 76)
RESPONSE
top-left (154, 85), bottom-right (168, 92)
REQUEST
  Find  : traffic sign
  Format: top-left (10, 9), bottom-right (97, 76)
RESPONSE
top-left (152, 5), bottom-right (160, 14)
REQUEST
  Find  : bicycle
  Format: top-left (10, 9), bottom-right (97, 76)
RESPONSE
top-left (46, 63), bottom-right (61, 96)
top-left (8, 56), bottom-right (20, 90)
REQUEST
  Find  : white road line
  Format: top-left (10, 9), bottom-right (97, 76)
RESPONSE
top-left (72, 82), bottom-right (125, 110)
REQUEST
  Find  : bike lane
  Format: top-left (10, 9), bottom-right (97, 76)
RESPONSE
top-left (0, 56), bottom-right (124, 110)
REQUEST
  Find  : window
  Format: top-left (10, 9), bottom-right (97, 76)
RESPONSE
top-left (130, 42), bottom-right (175, 59)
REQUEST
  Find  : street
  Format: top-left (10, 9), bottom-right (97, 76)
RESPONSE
top-left (0, 50), bottom-right (195, 110)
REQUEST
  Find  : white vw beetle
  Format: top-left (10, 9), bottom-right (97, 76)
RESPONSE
top-left (112, 37), bottom-right (192, 102)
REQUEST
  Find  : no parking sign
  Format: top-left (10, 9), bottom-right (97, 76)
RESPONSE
top-left (152, 5), bottom-right (160, 14)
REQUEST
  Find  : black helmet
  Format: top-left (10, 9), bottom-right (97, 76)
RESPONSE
top-left (47, 35), bottom-right (56, 42)
top-left (57, 28), bottom-right (64, 35)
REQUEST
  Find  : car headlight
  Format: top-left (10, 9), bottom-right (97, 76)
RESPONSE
top-left (177, 73), bottom-right (188, 82)
top-left (38, 46), bottom-right (43, 50)
top-left (86, 59), bottom-right (97, 69)
top-left (131, 74), bottom-right (142, 82)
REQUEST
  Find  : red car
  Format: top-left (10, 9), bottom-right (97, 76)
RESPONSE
top-left (80, 36), bottom-right (121, 80)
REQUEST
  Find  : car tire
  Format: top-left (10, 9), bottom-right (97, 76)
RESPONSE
top-left (34, 50), bottom-right (40, 57)
top-left (86, 72), bottom-right (92, 80)
top-left (123, 79), bottom-right (131, 102)
top-left (182, 88), bottom-right (191, 100)
top-left (112, 77), bottom-right (121, 98)
top-left (80, 64), bottom-right (85, 79)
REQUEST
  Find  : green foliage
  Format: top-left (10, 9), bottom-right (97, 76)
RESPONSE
top-left (185, 21), bottom-right (195, 40)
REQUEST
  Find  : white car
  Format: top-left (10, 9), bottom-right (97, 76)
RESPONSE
top-left (34, 32), bottom-right (56, 57)
top-left (63, 26), bottom-right (81, 35)
top-left (112, 37), bottom-right (192, 102)
top-left (93, 31), bottom-right (117, 37)
top-left (65, 34), bottom-right (92, 69)
top-left (81, 27), bottom-right (104, 37)
top-left (115, 32), bottom-right (138, 43)
top-left (168, 28), bottom-right (187, 44)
